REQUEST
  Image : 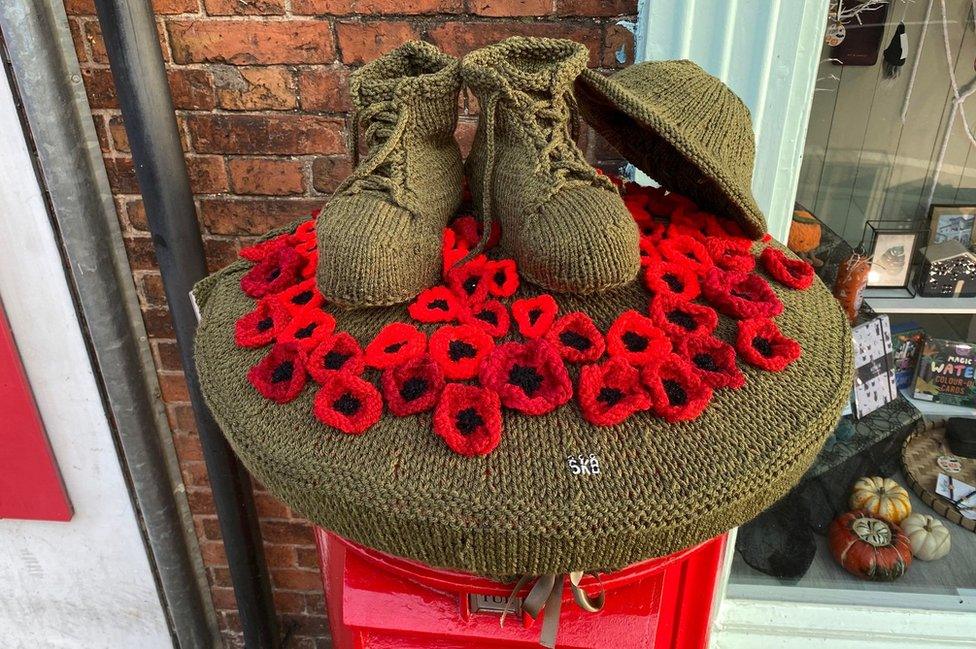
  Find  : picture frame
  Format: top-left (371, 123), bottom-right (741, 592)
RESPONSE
top-left (866, 229), bottom-right (919, 288)
top-left (926, 204), bottom-right (976, 248)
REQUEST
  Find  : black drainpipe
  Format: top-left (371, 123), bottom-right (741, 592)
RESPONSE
top-left (92, 2), bottom-right (280, 647)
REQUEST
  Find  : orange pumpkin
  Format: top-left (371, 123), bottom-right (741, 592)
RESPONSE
top-left (829, 510), bottom-right (912, 581)
top-left (788, 210), bottom-right (822, 254)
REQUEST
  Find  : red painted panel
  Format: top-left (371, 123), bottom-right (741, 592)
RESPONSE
top-left (0, 303), bottom-right (72, 521)
top-left (316, 528), bottom-right (725, 649)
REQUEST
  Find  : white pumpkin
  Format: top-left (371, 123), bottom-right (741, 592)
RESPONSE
top-left (850, 476), bottom-right (912, 524)
top-left (902, 514), bottom-right (951, 561)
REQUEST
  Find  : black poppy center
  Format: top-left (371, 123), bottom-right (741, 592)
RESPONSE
top-left (463, 276), bottom-right (479, 295)
top-left (597, 386), bottom-right (624, 407)
top-left (693, 353), bottom-right (719, 372)
top-left (429, 299), bottom-right (450, 311)
top-left (662, 379), bottom-right (688, 406)
top-left (667, 309), bottom-right (697, 331)
top-left (323, 351), bottom-right (350, 370)
top-left (559, 330), bottom-right (592, 351)
top-left (508, 363), bottom-right (544, 396)
top-left (662, 273), bottom-right (683, 293)
top-left (476, 309), bottom-right (498, 325)
top-left (333, 393), bottom-right (361, 416)
top-left (271, 361), bottom-right (294, 383)
top-left (292, 290), bottom-right (313, 305)
top-left (448, 340), bottom-right (477, 361)
top-left (267, 268), bottom-right (281, 281)
top-left (384, 341), bottom-right (406, 354)
top-left (527, 308), bottom-right (543, 325)
top-left (399, 376), bottom-right (429, 402)
top-left (622, 330), bottom-right (648, 352)
top-left (455, 407), bottom-right (484, 435)
top-left (493, 269), bottom-right (507, 286)
top-left (294, 323), bottom-right (317, 339)
top-left (753, 336), bottom-right (774, 357)
top-left (731, 289), bottom-right (754, 300)
top-left (256, 316), bottom-right (274, 332)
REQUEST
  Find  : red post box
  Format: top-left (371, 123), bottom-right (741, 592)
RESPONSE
top-left (315, 528), bottom-right (726, 649)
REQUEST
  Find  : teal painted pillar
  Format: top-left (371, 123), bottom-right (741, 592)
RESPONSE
top-left (634, 0), bottom-right (829, 241)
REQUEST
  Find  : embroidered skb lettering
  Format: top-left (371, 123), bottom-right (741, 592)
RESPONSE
top-left (567, 454), bottom-right (601, 476)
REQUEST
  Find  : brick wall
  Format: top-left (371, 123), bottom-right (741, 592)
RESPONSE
top-left (64, 1), bottom-right (635, 646)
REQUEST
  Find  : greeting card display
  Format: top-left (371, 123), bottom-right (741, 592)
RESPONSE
top-left (913, 338), bottom-right (976, 408)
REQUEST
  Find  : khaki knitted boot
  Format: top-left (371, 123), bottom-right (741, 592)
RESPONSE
top-left (462, 37), bottom-right (639, 294)
top-left (316, 41), bottom-right (463, 308)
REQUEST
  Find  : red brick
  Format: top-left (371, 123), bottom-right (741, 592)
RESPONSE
top-left (199, 540), bottom-right (229, 565)
top-left (104, 157), bottom-right (139, 193)
top-left (211, 587), bottom-right (238, 610)
top-left (261, 520), bottom-right (315, 546)
top-left (168, 20), bottom-right (335, 65)
top-left (68, 19), bottom-right (87, 64)
top-left (187, 155), bottom-right (229, 194)
top-left (261, 544), bottom-right (298, 568)
top-left (295, 546), bottom-right (321, 570)
top-left (297, 67), bottom-right (351, 113)
top-left (214, 66), bottom-right (296, 111)
top-left (92, 116), bottom-right (111, 153)
top-left (82, 20), bottom-right (108, 64)
top-left (471, 0), bottom-right (552, 16)
top-left (292, 0), bottom-right (356, 12)
top-left (172, 431), bottom-right (205, 461)
top-left (555, 0), bottom-right (636, 15)
top-left (429, 21), bottom-right (600, 65)
top-left (187, 489), bottom-right (219, 517)
top-left (204, 238), bottom-right (241, 271)
top-left (602, 21), bottom-right (634, 69)
top-left (253, 490), bottom-right (294, 519)
top-left (82, 69), bottom-right (117, 108)
top-left (108, 116), bottom-right (129, 153)
top-left (336, 21), bottom-right (421, 65)
top-left (200, 198), bottom-right (322, 236)
top-left (153, 339), bottom-right (184, 371)
top-left (140, 273), bottom-right (168, 307)
top-left (187, 114), bottom-right (345, 155)
top-left (200, 516), bottom-right (224, 541)
top-left (203, 0), bottom-right (285, 14)
top-left (124, 198), bottom-right (147, 231)
top-left (305, 592), bottom-right (325, 616)
top-left (270, 569), bottom-right (322, 591)
top-left (182, 461), bottom-right (214, 489)
top-left (153, 0), bottom-right (202, 13)
top-left (272, 590), bottom-right (306, 614)
top-left (228, 157), bottom-right (304, 195)
top-left (142, 307), bottom-right (176, 338)
top-left (64, 0), bottom-right (95, 13)
top-left (168, 69), bottom-right (216, 110)
top-left (168, 403), bottom-right (199, 433)
top-left (159, 370), bottom-right (190, 401)
top-left (124, 236), bottom-right (158, 270)
top-left (295, 0), bottom-right (460, 12)
top-left (310, 156), bottom-right (353, 193)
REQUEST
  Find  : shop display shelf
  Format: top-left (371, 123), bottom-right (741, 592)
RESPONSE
top-left (866, 295), bottom-right (976, 315)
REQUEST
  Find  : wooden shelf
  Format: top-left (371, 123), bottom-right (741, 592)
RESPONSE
top-left (866, 295), bottom-right (976, 314)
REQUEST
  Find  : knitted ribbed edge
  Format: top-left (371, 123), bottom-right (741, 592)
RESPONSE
top-left (315, 41), bottom-right (463, 308)
top-left (461, 37), bottom-right (640, 295)
top-left (575, 62), bottom-right (767, 239)
top-left (194, 220), bottom-right (853, 577)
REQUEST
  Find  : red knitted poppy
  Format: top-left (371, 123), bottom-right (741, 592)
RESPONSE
top-left (278, 308), bottom-right (336, 352)
top-left (677, 335), bottom-right (745, 390)
top-left (649, 294), bottom-right (719, 339)
top-left (441, 228), bottom-right (470, 275)
top-left (380, 354), bottom-right (445, 416)
top-left (451, 214), bottom-right (501, 250)
top-left (668, 207), bottom-right (712, 241)
top-left (511, 294), bottom-right (558, 338)
top-left (446, 256), bottom-right (491, 306)
top-left (429, 324), bottom-right (495, 380)
top-left (485, 259), bottom-right (519, 298)
top-left (545, 311), bottom-right (605, 363)
top-left (273, 278), bottom-right (325, 316)
top-left (641, 354), bottom-right (713, 422)
top-left (578, 357), bottom-right (651, 426)
top-left (760, 247), bottom-right (815, 290)
top-left (298, 250), bottom-right (318, 281)
top-left (736, 318), bottom-right (801, 371)
top-left (659, 234), bottom-right (713, 274)
top-left (636, 218), bottom-right (667, 241)
top-left (702, 268), bottom-right (783, 320)
top-left (239, 236), bottom-right (287, 263)
top-left (240, 245), bottom-right (303, 298)
top-left (247, 343), bottom-right (307, 404)
top-left (307, 332), bottom-right (365, 382)
top-left (606, 310), bottom-right (670, 365)
top-left (643, 260), bottom-right (701, 301)
top-left (703, 215), bottom-right (746, 240)
top-left (459, 300), bottom-right (510, 338)
top-left (479, 339), bottom-right (572, 415)
top-left (409, 285), bottom-right (462, 323)
top-left (288, 219), bottom-right (316, 246)
top-left (364, 323), bottom-right (426, 369)
top-left (433, 383), bottom-right (503, 457)
top-left (235, 298), bottom-right (290, 348)
top-left (645, 186), bottom-right (687, 218)
top-left (706, 236), bottom-right (755, 273)
top-left (312, 371), bottom-right (383, 435)
top-left (623, 191), bottom-right (649, 217)
top-left (638, 236), bottom-right (663, 267)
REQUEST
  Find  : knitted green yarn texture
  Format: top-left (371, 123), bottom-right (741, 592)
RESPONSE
top-left (194, 225), bottom-right (852, 578)
top-left (462, 37), bottom-right (640, 295)
top-left (575, 61), bottom-right (768, 239)
top-left (316, 41), bottom-right (463, 308)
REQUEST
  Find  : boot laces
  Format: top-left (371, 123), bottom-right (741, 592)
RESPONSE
top-left (527, 89), bottom-right (594, 183)
top-left (333, 99), bottom-right (412, 207)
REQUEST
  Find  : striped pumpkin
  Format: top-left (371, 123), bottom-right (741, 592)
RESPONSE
top-left (850, 476), bottom-right (912, 524)
top-left (829, 510), bottom-right (912, 581)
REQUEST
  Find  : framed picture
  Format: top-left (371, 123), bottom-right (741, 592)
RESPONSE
top-left (850, 315), bottom-right (898, 419)
top-left (867, 230), bottom-right (919, 288)
top-left (927, 204), bottom-right (976, 248)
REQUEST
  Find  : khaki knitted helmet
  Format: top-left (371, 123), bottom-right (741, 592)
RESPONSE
top-left (575, 60), bottom-right (767, 239)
